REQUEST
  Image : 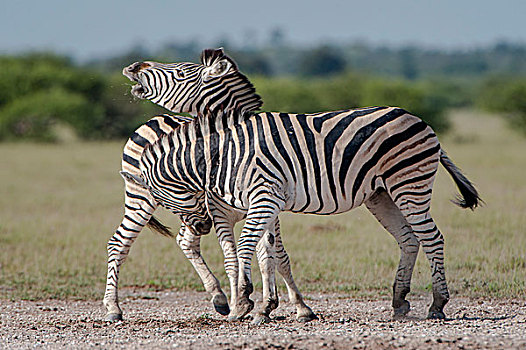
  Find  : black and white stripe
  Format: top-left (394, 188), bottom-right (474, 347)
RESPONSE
top-left (105, 68), bottom-right (314, 322)
top-left (103, 114), bottom-right (231, 321)
top-left (122, 48), bottom-right (480, 322)
top-left (123, 48), bottom-right (262, 117)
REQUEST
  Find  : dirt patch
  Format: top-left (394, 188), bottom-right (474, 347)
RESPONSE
top-left (1, 290), bottom-right (525, 349)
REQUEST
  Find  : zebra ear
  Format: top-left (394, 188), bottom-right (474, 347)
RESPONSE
top-left (200, 48), bottom-right (226, 66)
top-left (201, 48), bottom-right (238, 80)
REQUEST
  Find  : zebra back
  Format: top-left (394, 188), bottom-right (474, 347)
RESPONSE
top-left (122, 114), bottom-right (192, 176)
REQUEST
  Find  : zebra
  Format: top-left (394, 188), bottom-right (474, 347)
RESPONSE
top-left (103, 113), bottom-right (225, 321)
top-left (104, 74), bottom-right (315, 322)
top-left (122, 48), bottom-right (481, 322)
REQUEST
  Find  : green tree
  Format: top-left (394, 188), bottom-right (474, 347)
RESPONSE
top-left (298, 45), bottom-right (347, 77)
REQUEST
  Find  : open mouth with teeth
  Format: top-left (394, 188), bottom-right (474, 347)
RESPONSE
top-left (130, 83), bottom-right (146, 98)
top-left (122, 64), bottom-right (148, 99)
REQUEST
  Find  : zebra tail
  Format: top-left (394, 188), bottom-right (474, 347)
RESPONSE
top-left (147, 216), bottom-right (175, 238)
top-left (439, 148), bottom-right (482, 210)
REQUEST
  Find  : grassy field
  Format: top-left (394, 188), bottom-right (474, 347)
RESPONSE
top-left (0, 109), bottom-right (524, 300)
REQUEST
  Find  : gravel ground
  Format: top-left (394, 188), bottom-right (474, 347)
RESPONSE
top-left (1, 290), bottom-right (525, 349)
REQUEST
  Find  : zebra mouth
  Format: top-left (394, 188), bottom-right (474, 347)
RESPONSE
top-left (130, 83), bottom-right (146, 99)
top-left (123, 66), bottom-right (147, 99)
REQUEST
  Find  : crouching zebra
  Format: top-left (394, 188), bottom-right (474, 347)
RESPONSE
top-left (122, 48), bottom-right (481, 321)
top-left (104, 96), bottom-right (315, 321)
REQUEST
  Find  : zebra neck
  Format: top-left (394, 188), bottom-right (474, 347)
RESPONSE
top-left (196, 73), bottom-right (262, 117)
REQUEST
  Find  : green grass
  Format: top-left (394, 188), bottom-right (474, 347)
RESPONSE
top-left (0, 109), bottom-right (524, 300)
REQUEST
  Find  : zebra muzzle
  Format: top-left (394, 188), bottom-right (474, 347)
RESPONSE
top-left (194, 218), bottom-right (213, 235)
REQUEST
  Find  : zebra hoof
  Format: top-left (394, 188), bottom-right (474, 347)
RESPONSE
top-left (212, 294), bottom-right (230, 316)
top-left (297, 312), bottom-right (318, 323)
top-left (296, 305), bottom-right (318, 323)
top-left (251, 314), bottom-right (271, 326)
top-left (105, 313), bottom-right (123, 322)
top-left (227, 298), bottom-right (255, 321)
top-left (427, 310), bottom-right (446, 320)
top-left (237, 298), bottom-right (254, 318)
top-left (393, 300), bottom-right (411, 319)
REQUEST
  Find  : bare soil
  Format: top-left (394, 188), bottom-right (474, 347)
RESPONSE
top-left (1, 290), bottom-right (525, 349)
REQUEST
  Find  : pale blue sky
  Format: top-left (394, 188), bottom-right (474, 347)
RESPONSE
top-left (2, 0), bottom-right (525, 61)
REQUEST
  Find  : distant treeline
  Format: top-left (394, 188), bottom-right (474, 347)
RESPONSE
top-left (93, 40), bottom-right (526, 79)
top-left (1, 41), bottom-right (526, 141)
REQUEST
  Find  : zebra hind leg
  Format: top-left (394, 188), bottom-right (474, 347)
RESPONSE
top-left (365, 189), bottom-right (419, 318)
top-left (395, 195), bottom-right (449, 319)
top-left (176, 223), bottom-right (229, 316)
top-left (103, 203), bottom-right (156, 321)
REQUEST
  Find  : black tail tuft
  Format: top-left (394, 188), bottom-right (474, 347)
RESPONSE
top-left (439, 149), bottom-right (482, 210)
top-left (147, 215), bottom-right (174, 238)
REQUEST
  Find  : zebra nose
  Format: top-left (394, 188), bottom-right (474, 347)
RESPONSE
top-left (126, 62), bottom-right (143, 74)
top-left (203, 218), bottom-right (212, 232)
top-left (125, 62), bottom-right (152, 74)
top-left (194, 219), bottom-right (212, 234)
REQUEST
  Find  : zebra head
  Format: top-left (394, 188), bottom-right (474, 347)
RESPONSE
top-left (123, 48), bottom-right (263, 116)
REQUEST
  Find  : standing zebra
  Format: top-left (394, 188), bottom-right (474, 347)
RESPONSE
top-left (104, 63), bottom-right (315, 322)
top-left (103, 113), bottom-right (229, 321)
top-left (122, 48), bottom-right (480, 321)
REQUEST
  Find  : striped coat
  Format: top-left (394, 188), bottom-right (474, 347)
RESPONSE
top-left (120, 48), bottom-right (480, 322)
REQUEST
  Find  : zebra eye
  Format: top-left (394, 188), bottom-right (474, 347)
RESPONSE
top-left (176, 69), bottom-right (185, 78)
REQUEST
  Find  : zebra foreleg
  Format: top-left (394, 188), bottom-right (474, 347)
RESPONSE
top-left (252, 225), bottom-right (279, 325)
top-left (274, 221), bottom-right (317, 322)
top-left (365, 189), bottom-right (419, 318)
top-left (231, 191), bottom-right (285, 321)
top-left (103, 189), bottom-right (156, 321)
top-left (175, 223), bottom-right (229, 316)
top-left (206, 200), bottom-right (246, 321)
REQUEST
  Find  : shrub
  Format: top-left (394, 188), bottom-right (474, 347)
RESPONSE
top-left (0, 54), bottom-right (104, 109)
top-left (478, 77), bottom-right (526, 135)
top-left (253, 75), bottom-right (449, 133)
top-left (97, 73), bottom-right (168, 139)
top-left (253, 77), bottom-right (323, 113)
top-left (0, 88), bottom-right (103, 141)
top-left (361, 79), bottom-right (450, 133)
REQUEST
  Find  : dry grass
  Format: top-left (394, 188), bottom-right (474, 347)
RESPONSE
top-left (0, 110), bottom-right (524, 300)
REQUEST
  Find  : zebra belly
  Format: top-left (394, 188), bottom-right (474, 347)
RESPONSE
top-left (285, 176), bottom-right (376, 215)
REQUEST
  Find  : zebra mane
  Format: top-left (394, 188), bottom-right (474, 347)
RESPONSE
top-left (196, 108), bottom-right (255, 133)
top-left (199, 48), bottom-right (263, 117)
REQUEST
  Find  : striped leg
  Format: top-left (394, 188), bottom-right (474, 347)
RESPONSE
top-left (394, 194), bottom-right (449, 319)
top-left (230, 190), bottom-right (285, 320)
top-left (251, 219), bottom-right (317, 325)
top-left (175, 223), bottom-right (229, 315)
top-left (103, 186), bottom-right (157, 321)
top-left (252, 220), bottom-right (279, 325)
top-left (205, 197), bottom-right (245, 321)
top-left (365, 189), bottom-right (419, 318)
top-left (274, 220), bottom-right (317, 322)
